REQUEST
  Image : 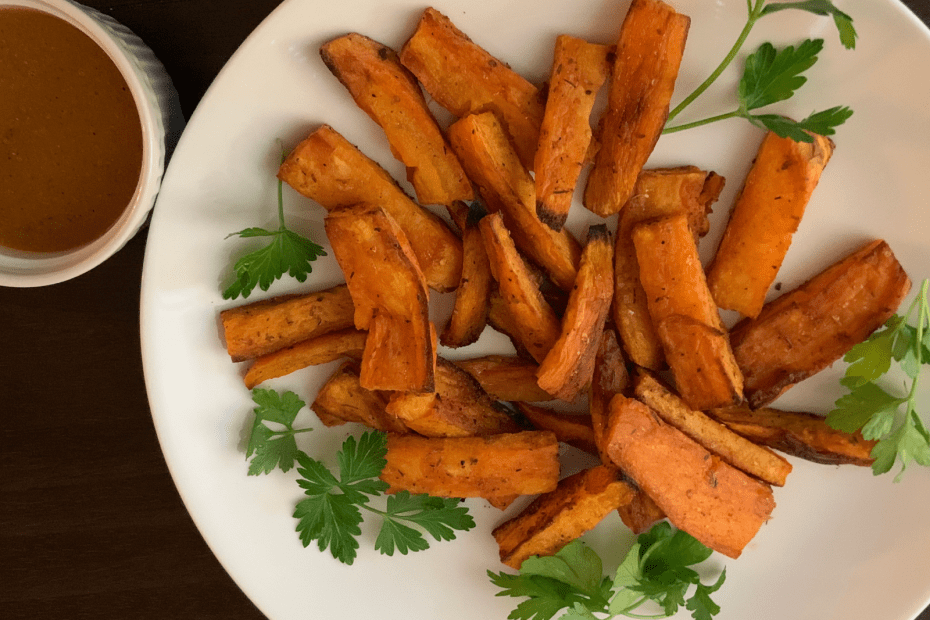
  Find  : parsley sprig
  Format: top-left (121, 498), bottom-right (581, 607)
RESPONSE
top-left (242, 389), bottom-right (475, 565)
top-left (293, 431), bottom-right (475, 565)
top-left (222, 156), bottom-right (326, 300)
top-left (489, 522), bottom-right (725, 620)
top-left (245, 388), bottom-right (314, 475)
top-left (663, 0), bottom-right (855, 141)
top-left (827, 279), bottom-right (930, 480)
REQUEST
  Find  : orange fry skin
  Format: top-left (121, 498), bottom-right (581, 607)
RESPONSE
top-left (535, 36), bottom-right (612, 231)
top-left (706, 131), bottom-right (834, 318)
top-left (319, 33), bottom-right (473, 207)
top-left (399, 7), bottom-right (545, 170)
top-left (583, 0), bottom-right (690, 216)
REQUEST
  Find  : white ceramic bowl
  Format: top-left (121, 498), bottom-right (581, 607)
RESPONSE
top-left (0, 0), bottom-right (182, 287)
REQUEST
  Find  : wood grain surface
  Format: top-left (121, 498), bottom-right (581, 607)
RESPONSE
top-left (2, 1), bottom-right (929, 619)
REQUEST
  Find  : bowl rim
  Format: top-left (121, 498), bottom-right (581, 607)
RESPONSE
top-left (0, 0), bottom-right (167, 287)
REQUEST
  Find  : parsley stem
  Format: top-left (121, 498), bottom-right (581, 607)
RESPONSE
top-left (277, 177), bottom-right (286, 231)
top-left (666, 0), bottom-right (766, 123)
top-left (663, 110), bottom-right (741, 134)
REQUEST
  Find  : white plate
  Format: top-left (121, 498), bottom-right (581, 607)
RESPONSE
top-left (140, 1), bottom-right (930, 619)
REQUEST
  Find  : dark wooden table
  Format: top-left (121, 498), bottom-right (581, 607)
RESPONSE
top-left (2, 1), bottom-right (929, 619)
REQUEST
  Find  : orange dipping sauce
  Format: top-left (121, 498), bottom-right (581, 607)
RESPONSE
top-left (0, 7), bottom-right (143, 252)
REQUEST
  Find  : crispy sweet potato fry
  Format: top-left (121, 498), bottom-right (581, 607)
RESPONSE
top-left (325, 204), bottom-right (435, 392)
top-left (535, 36), bottom-right (612, 231)
top-left (386, 358), bottom-right (520, 437)
top-left (731, 239), bottom-right (911, 408)
top-left (706, 131), bottom-right (834, 318)
top-left (220, 285), bottom-right (355, 362)
top-left (243, 328), bottom-right (367, 389)
top-left (709, 404), bottom-right (876, 466)
top-left (278, 124), bottom-right (462, 292)
top-left (583, 0), bottom-right (690, 216)
top-left (613, 167), bottom-right (724, 370)
top-left (486, 288), bottom-right (535, 360)
top-left (493, 465), bottom-right (635, 568)
top-left (586, 327), bottom-right (664, 533)
top-left (632, 213), bottom-right (743, 409)
top-left (311, 361), bottom-right (408, 433)
top-left (380, 431), bottom-right (561, 503)
top-left (514, 402), bottom-right (598, 455)
top-left (320, 33), bottom-right (473, 207)
top-left (480, 212), bottom-right (563, 363)
top-left (589, 326), bottom-right (630, 462)
top-left (605, 394), bottom-right (775, 559)
top-left (537, 225), bottom-right (614, 401)
top-left (452, 355), bottom-right (554, 402)
top-left (448, 111), bottom-right (581, 291)
top-left (399, 7), bottom-right (545, 170)
top-left (634, 372), bottom-right (792, 487)
top-left (440, 209), bottom-right (492, 348)
top-left (617, 491), bottom-right (666, 535)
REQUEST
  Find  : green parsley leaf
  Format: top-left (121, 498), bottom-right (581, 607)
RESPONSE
top-left (245, 388), bottom-right (312, 475)
top-left (490, 523), bottom-right (725, 620)
top-left (292, 430), bottom-right (474, 565)
top-left (749, 106), bottom-right (853, 141)
top-left (870, 411), bottom-right (930, 479)
top-left (760, 1), bottom-right (857, 49)
top-left (489, 569), bottom-right (584, 620)
top-left (827, 279), bottom-right (930, 479)
top-left (376, 492), bottom-right (474, 556)
top-left (739, 39), bottom-right (823, 111)
top-left (222, 155), bottom-right (326, 300)
top-left (686, 569), bottom-right (726, 620)
top-left (293, 451), bottom-right (365, 564)
top-left (223, 227), bottom-right (326, 300)
top-left (826, 381), bottom-right (903, 437)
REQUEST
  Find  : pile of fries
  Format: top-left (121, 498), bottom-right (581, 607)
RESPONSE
top-left (219, 0), bottom-right (911, 566)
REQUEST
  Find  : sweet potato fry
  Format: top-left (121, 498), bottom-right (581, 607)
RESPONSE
top-left (220, 284), bottom-right (355, 362)
top-left (399, 7), bottom-right (545, 170)
top-left (385, 358), bottom-right (520, 437)
top-left (731, 239), bottom-right (911, 408)
top-left (278, 124), bottom-right (462, 292)
top-left (493, 465), bottom-right (635, 568)
top-left (325, 204), bottom-right (435, 392)
top-left (583, 0), bottom-right (690, 216)
top-left (243, 328), bottom-right (367, 389)
top-left (605, 394), bottom-right (775, 559)
top-left (380, 431), bottom-right (561, 503)
top-left (709, 404), bottom-right (876, 466)
top-left (535, 36), bottom-right (612, 231)
top-left (586, 328), bottom-right (663, 533)
top-left (589, 326), bottom-right (630, 462)
top-left (479, 212), bottom-right (562, 363)
top-left (440, 208), bottom-right (492, 348)
top-left (536, 225), bottom-right (614, 401)
top-left (361, 313), bottom-right (438, 394)
top-left (311, 361), bottom-right (408, 433)
top-left (617, 490), bottom-right (666, 535)
top-left (706, 131), bottom-right (834, 318)
top-left (634, 371), bottom-right (792, 487)
top-left (632, 213), bottom-right (743, 409)
top-left (514, 402), bottom-right (597, 455)
top-left (448, 111), bottom-right (581, 291)
top-left (320, 33), bottom-right (473, 207)
top-left (486, 289), bottom-right (535, 360)
top-left (452, 355), bottom-right (554, 402)
top-left (613, 167), bottom-right (724, 370)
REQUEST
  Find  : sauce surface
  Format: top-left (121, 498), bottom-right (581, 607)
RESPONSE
top-left (0, 7), bottom-right (143, 252)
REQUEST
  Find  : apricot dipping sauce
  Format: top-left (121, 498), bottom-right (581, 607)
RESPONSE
top-left (1, 6), bottom-right (143, 252)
